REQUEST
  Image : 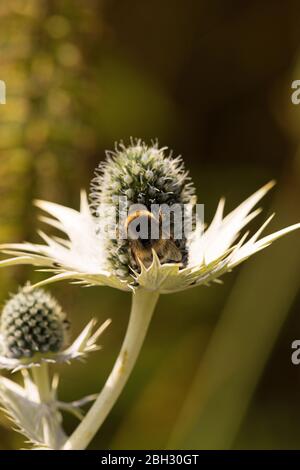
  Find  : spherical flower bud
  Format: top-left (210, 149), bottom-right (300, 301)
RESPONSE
top-left (0, 286), bottom-right (69, 360)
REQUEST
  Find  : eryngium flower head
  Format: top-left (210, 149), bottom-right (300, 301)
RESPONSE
top-left (0, 139), bottom-right (299, 293)
top-left (90, 141), bottom-right (196, 278)
top-left (0, 286), bottom-right (110, 371)
top-left (0, 286), bottom-right (69, 359)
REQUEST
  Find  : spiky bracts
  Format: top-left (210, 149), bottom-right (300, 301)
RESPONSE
top-left (90, 141), bottom-right (196, 277)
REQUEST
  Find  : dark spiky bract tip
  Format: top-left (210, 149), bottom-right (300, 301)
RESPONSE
top-left (90, 140), bottom-right (196, 278)
top-left (0, 286), bottom-right (70, 360)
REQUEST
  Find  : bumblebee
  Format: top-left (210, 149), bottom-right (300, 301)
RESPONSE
top-left (125, 210), bottom-right (182, 268)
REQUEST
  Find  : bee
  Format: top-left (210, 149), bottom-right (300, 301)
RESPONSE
top-left (125, 210), bottom-right (182, 269)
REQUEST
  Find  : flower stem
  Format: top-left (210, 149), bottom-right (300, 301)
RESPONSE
top-left (32, 363), bottom-right (51, 403)
top-left (31, 363), bottom-right (55, 447)
top-left (62, 288), bottom-right (160, 450)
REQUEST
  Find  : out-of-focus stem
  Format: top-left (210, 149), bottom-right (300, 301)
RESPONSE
top-left (32, 363), bottom-right (51, 402)
top-left (32, 363), bottom-right (54, 447)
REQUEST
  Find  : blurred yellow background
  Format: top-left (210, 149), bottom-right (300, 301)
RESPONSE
top-left (0, 0), bottom-right (300, 449)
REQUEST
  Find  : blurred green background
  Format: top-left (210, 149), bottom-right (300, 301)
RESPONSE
top-left (0, 0), bottom-right (300, 450)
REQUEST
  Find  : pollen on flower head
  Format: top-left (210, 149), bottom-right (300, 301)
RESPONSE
top-left (90, 139), bottom-right (196, 278)
top-left (0, 286), bottom-right (70, 360)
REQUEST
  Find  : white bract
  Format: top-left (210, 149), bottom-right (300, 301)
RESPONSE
top-left (0, 316), bottom-right (110, 449)
top-left (0, 182), bottom-right (299, 293)
top-left (0, 318), bottom-right (110, 372)
top-left (0, 370), bottom-right (99, 448)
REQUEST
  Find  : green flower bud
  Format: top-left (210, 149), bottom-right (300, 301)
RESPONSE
top-left (90, 140), bottom-right (196, 277)
top-left (0, 286), bottom-right (70, 360)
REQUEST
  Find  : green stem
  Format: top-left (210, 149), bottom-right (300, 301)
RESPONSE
top-left (62, 288), bottom-right (160, 450)
top-left (31, 363), bottom-right (55, 448)
top-left (32, 363), bottom-right (51, 403)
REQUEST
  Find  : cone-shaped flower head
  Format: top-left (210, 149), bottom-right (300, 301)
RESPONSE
top-left (0, 286), bottom-right (69, 360)
top-left (0, 139), bottom-right (299, 293)
top-left (90, 141), bottom-right (196, 278)
top-left (0, 286), bottom-right (110, 371)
